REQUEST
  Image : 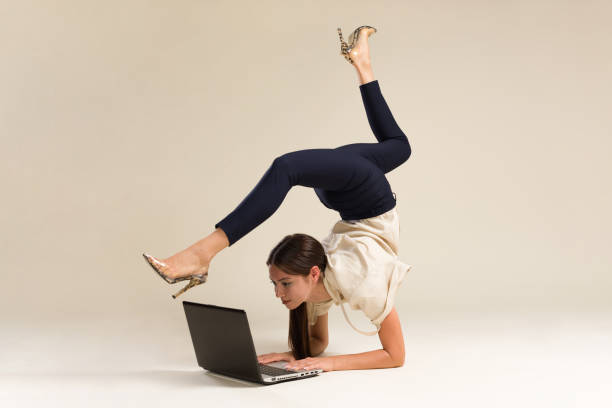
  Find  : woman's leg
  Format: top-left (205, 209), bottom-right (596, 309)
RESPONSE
top-left (159, 146), bottom-right (374, 278)
top-left (214, 147), bottom-right (375, 247)
top-left (160, 30), bottom-right (409, 279)
top-left (207, 78), bottom-right (411, 252)
top-left (335, 63), bottom-right (411, 174)
top-left (333, 28), bottom-right (411, 174)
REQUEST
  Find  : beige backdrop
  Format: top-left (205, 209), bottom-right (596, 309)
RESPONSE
top-left (2, 0), bottom-right (611, 343)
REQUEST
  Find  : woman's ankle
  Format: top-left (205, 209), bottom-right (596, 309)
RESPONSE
top-left (209, 228), bottom-right (229, 256)
top-left (191, 228), bottom-right (229, 265)
top-left (356, 63), bottom-right (375, 85)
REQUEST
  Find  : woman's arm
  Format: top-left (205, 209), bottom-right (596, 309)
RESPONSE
top-left (331, 307), bottom-right (405, 370)
top-left (286, 307), bottom-right (405, 372)
top-left (309, 312), bottom-right (329, 356)
top-left (309, 337), bottom-right (327, 356)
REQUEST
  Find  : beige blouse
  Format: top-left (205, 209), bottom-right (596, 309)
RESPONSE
top-left (306, 205), bottom-right (412, 336)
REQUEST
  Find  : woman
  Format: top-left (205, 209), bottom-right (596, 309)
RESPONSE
top-left (143, 25), bottom-right (413, 372)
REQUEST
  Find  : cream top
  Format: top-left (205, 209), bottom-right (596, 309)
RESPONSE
top-left (306, 205), bottom-right (412, 336)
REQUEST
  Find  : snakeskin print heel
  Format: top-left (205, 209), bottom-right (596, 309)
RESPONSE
top-left (170, 276), bottom-right (206, 299)
top-left (142, 252), bottom-right (208, 298)
top-left (337, 25), bottom-right (377, 65)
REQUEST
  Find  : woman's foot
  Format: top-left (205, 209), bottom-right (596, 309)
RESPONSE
top-left (159, 250), bottom-right (210, 280)
top-left (347, 27), bottom-right (375, 68)
top-left (144, 228), bottom-right (229, 283)
top-left (338, 26), bottom-right (376, 67)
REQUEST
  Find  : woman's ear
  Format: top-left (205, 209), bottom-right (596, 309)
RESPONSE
top-left (310, 265), bottom-right (320, 282)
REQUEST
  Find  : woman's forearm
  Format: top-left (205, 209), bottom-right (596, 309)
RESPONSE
top-left (330, 349), bottom-right (402, 371)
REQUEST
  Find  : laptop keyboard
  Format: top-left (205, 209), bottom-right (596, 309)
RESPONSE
top-left (258, 363), bottom-right (294, 376)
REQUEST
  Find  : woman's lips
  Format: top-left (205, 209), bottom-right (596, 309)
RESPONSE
top-left (282, 300), bottom-right (290, 304)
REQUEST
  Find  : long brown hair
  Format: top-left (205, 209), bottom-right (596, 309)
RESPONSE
top-left (266, 233), bottom-right (327, 360)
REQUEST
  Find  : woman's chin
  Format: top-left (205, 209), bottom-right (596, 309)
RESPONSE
top-left (284, 301), bottom-right (305, 310)
top-left (283, 301), bottom-right (297, 309)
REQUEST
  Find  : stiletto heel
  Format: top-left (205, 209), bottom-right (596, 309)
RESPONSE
top-left (172, 276), bottom-right (206, 299)
top-left (142, 252), bottom-right (208, 298)
top-left (337, 25), bottom-right (377, 65)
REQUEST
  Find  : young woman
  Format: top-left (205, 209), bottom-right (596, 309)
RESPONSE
top-left (143, 25), bottom-right (413, 372)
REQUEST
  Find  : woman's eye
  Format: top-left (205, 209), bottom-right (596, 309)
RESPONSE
top-left (269, 281), bottom-right (291, 287)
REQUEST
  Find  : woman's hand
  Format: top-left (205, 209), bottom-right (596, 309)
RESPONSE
top-left (257, 351), bottom-right (296, 365)
top-left (285, 356), bottom-right (335, 372)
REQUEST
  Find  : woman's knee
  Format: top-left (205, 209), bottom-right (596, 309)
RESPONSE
top-left (272, 154), bottom-right (292, 171)
top-left (403, 141), bottom-right (412, 162)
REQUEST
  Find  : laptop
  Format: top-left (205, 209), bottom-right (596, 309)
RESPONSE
top-left (182, 300), bottom-right (324, 385)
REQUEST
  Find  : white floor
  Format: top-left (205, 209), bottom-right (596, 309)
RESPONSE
top-left (2, 310), bottom-right (611, 407)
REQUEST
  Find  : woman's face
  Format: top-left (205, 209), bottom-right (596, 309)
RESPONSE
top-left (268, 264), bottom-right (317, 310)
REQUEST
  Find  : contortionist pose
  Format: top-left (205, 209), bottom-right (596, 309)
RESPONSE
top-left (143, 25), bottom-right (413, 373)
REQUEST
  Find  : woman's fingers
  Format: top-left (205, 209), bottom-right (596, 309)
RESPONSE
top-left (257, 353), bottom-right (282, 364)
top-left (257, 353), bottom-right (274, 363)
top-left (258, 352), bottom-right (295, 364)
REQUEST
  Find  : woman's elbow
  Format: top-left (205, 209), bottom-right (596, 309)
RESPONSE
top-left (390, 351), bottom-right (405, 367)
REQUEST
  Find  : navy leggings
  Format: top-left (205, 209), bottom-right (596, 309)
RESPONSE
top-left (215, 80), bottom-right (412, 246)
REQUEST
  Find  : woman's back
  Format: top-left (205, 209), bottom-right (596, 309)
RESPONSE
top-left (308, 205), bottom-right (412, 336)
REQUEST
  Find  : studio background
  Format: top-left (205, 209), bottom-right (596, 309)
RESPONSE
top-left (2, 1), bottom-right (611, 407)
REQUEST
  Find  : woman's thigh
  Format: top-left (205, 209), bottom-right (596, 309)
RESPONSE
top-left (276, 147), bottom-right (375, 191)
top-left (332, 139), bottom-right (411, 175)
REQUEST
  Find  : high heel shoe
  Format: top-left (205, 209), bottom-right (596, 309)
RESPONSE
top-left (142, 252), bottom-right (208, 299)
top-left (337, 25), bottom-right (377, 65)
